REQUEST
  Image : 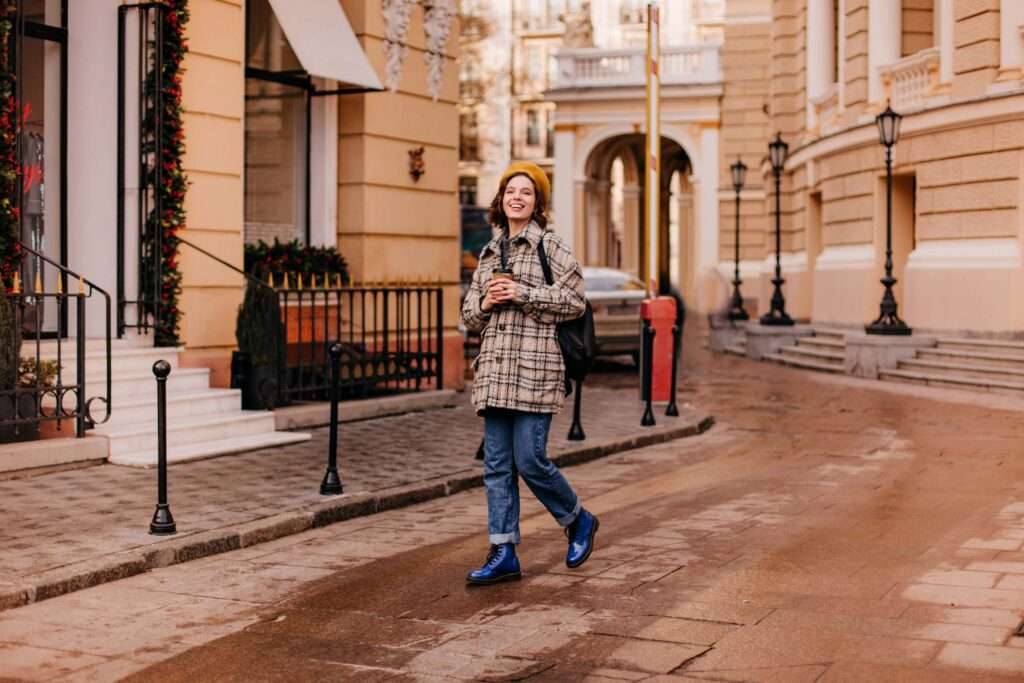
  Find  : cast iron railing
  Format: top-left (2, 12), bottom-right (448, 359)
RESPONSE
top-left (177, 238), bottom-right (444, 405)
top-left (1, 242), bottom-right (112, 441)
top-left (278, 278), bottom-right (444, 402)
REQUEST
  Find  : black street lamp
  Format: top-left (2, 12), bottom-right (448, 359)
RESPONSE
top-left (760, 132), bottom-right (794, 326)
top-left (866, 104), bottom-right (912, 335)
top-left (728, 158), bottom-right (748, 321)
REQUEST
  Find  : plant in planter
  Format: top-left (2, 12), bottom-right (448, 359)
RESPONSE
top-left (15, 355), bottom-right (60, 439)
top-left (244, 238), bottom-right (350, 286)
top-left (0, 293), bottom-right (21, 443)
top-left (233, 283), bottom-right (286, 410)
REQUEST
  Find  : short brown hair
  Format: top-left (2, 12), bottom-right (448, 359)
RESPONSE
top-left (488, 173), bottom-right (549, 230)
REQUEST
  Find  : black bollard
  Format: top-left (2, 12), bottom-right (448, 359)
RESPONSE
top-left (665, 324), bottom-right (680, 417)
top-left (641, 320), bottom-right (656, 427)
top-left (320, 343), bottom-right (344, 495)
top-left (567, 378), bottom-right (585, 441)
top-left (150, 360), bottom-right (177, 535)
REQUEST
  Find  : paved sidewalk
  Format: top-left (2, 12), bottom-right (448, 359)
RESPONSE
top-left (0, 384), bottom-right (711, 611)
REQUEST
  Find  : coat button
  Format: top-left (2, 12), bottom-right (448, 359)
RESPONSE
top-left (499, 323), bottom-right (507, 331)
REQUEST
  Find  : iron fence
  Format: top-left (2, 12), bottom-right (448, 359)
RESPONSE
top-left (1, 243), bottom-right (112, 442)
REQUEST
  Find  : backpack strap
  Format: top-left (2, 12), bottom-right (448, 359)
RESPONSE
top-left (535, 235), bottom-right (555, 286)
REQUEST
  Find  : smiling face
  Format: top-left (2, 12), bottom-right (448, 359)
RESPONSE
top-left (502, 174), bottom-right (537, 224)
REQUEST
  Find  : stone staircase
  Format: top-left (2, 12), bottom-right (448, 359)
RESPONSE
top-left (30, 336), bottom-right (309, 467)
top-left (880, 337), bottom-right (1024, 395)
top-left (764, 327), bottom-right (846, 373)
top-left (723, 329), bottom-right (747, 356)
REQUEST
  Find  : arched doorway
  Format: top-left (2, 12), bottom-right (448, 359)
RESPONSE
top-left (581, 134), bottom-right (692, 297)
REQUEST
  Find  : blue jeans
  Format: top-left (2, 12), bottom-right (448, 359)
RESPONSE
top-left (483, 409), bottom-right (581, 545)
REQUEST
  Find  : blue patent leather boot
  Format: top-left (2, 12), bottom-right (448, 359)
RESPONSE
top-left (565, 509), bottom-right (599, 568)
top-left (466, 543), bottom-right (521, 585)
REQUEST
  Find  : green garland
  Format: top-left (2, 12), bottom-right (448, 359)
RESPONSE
top-left (146, 0), bottom-right (189, 345)
top-left (0, 2), bottom-right (20, 291)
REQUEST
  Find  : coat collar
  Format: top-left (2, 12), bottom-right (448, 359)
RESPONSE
top-left (482, 221), bottom-right (544, 257)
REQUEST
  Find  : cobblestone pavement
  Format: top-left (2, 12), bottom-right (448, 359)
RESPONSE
top-left (0, 382), bottom-right (701, 593)
top-left (6, 331), bottom-right (1024, 681)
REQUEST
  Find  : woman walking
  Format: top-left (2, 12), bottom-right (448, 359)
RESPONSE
top-left (461, 161), bottom-right (599, 585)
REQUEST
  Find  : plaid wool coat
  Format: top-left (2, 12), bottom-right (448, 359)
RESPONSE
top-left (461, 221), bottom-right (586, 415)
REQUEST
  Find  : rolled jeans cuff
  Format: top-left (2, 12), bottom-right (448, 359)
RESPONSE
top-left (489, 532), bottom-right (520, 545)
top-left (556, 500), bottom-right (582, 528)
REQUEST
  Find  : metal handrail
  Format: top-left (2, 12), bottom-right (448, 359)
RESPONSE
top-left (177, 237), bottom-right (274, 293)
top-left (15, 241), bottom-right (112, 430)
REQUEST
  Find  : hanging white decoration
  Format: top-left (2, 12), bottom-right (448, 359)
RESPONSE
top-left (421, 0), bottom-right (455, 101)
top-left (381, 0), bottom-right (415, 92)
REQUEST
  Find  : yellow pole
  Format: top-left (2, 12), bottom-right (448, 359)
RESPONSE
top-left (644, 1), bottom-right (661, 297)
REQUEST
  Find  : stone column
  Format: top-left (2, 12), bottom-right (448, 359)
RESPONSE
top-left (807, 0), bottom-right (836, 131)
top-left (1000, 0), bottom-right (1024, 76)
top-left (552, 126), bottom-right (576, 249)
top-left (696, 125), bottom-right (720, 311)
top-left (622, 184), bottom-right (641, 278)
top-left (594, 179), bottom-right (611, 265)
top-left (938, 0), bottom-right (954, 84)
top-left (868, 0), bottom-right (901, 105)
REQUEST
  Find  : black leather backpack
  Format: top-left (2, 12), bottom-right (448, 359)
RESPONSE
top-left (536, 237), bottom-right (597, 384)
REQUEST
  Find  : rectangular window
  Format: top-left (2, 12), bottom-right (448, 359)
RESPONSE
top-left (245, 0), bottom-right (310, 246)
top-left (459, 177), bottom-right (478, 206)
top-left (526, 110), bottom-right (541, 146)
top-left (460, 111), bottom-right (480, 162)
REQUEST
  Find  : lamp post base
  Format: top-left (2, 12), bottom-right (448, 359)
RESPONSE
top-left (727, 282), bottom-right (749, 321)
top-left (759, 277), bottom-right (793, 326)
top-left (865, 319), bottom-right (912, 336)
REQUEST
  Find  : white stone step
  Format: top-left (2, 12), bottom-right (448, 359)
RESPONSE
top-left (47, 348), bottom-right (184, 383)
top-left (781, 345), bottom-right (844, 363)
top-left (109, 430), bottom-right (311, 468)
top-left (810, 327), bottom-right (846, 341)
top-left (724, 343), bottom-right (746, 356)
top-left (105, 367), bottom-right (212, 399)
top-left (916, 347), bottom-right (1024, 370)
top-left (24, 336), bottom-right (149, 357)
top-left (898, 358), bottom-right (1024, 382)
top-left (98, 410), bottom-right (283, 458)
top-left (880, 368), bottom-right (1024, 395)
top-left (935, 337), bottom-right (1024, 357)
top-left (763, 352), bottom-right (845, 374)
top-left (101, 388), bottom-right (242, 427)
top-left (798, 337), bottom-right (845, 350)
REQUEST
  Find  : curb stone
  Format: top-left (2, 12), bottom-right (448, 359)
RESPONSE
top-left (0, 412), bottom-right (713, 613)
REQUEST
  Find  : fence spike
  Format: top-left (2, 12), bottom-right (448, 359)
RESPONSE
top-left (335, 273), bottom-right (343, 289)
top-left (298, 273), bottom-right (304, 290)
top-left (12, 271), bottom-right (21, 294)
top-left (56, 274), bottom-right (63, 295)
top-left (34, 270), bottom-right (43, 294)
top-left (268, 272), bottom-right (275, 289)
top-left (78, 276), bottom-right (86, 295)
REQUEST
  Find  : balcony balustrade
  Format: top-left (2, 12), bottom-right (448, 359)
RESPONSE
top-left (552, 44), bottom-right (721, 90)
top-left (880, 47), bottom-right (943, 112)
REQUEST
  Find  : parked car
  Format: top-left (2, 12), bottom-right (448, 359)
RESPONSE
top-left (583, 266), bottom-right (646, 364)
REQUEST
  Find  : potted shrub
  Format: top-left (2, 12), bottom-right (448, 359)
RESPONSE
top-left (233, 283), bottom-right (286, 410)
top-left (16, 356), bottom-right (60, 440)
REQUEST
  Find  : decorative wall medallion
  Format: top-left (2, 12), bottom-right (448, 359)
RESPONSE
top-left (381, 0), bottom-right (415, 92)
top-left (421, 0), bottom-right (455, 101)
top-left (408, 147), bottom-right (426, 181)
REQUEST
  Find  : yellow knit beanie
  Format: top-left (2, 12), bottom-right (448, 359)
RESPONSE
top-left (499, 161), bottom-right (551, 208)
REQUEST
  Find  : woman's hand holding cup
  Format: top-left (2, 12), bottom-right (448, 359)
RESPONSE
top-left (482, 270), bottom-right (516, 312)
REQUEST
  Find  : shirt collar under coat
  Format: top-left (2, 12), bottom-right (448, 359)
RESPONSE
top-left (481, 221), bottom-right (544, 258)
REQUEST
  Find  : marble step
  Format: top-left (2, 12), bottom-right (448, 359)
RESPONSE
top-left (45, 349), bottom-right (184, 384)
top-left (724, 343), bottom-right (746, 356)
top-left (99, 410), bottom-right (294, 460)
top-left (797, 337), bottom-right (845, 350)
top-left (897, 358), bottom-right (1024, 383)
top-left (916, 347), bottom-right (1024, 371)
top-left (99, 388), bottom-right (242, 427)
top-left (763, 352), bottom-right (845, 374)
top-left (935, 337), bottom-right (1024, 357)
top-left (810, 328), bottom-right (846, 341)
top-left (780, 345), bottom-right (844, 363)
top-left (880, 368), bottom-right (1024, 395)
top-left (102, 367), bottom-right (212, 400)
top-left (108, 430), bottom-right (312, 468)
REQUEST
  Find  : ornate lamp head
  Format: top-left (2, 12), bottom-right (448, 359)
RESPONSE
top-left (876, 103), bottom-right (902, 148)
top-left (730, 158), bottom-right (747, 192)
top-left (768, 132), bottom-right (788, 174)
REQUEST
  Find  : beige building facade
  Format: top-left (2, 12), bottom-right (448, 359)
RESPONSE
top-left (748, 0), bottom-right (1024, 334)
